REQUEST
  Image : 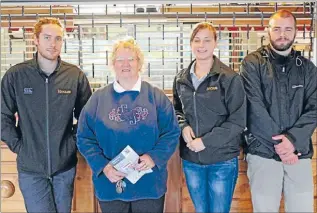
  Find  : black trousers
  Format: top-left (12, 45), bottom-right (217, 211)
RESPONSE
top-left (99, 195), bottom-right (165, 213)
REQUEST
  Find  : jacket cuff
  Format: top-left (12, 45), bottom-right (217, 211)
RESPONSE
top-left (284, 132), bottom-right (301, 155)
top-left (10, 139), bottom-right (23, 154)
top-left (179, 122), bottom-right (189, 131)
top-left (201, 134), bottom-right (211, 147)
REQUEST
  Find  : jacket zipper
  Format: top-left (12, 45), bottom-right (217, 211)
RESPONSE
top-left (193, 91), bottom-right (202, 163)
top-left (193, 91), bottom-right (199, 136)
top-left (279, 65), bottom-right (285, 131)
top-left (180, 78), bottom-right (208, 137)
top-left (192, 77), bottom-right (210, 137)
top-left (45, 78), bottom-right (52, 180)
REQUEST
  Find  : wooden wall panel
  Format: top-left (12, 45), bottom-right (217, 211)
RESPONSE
top-left (1, 144), bottom-right (97, 213)
top-left (165, 149), bottom-right (182, 213)
top-left (1, 148), bottom-right (17, 162)
top-left (1, 174), bottom-right (26, 212)
top-left (72, 154), bottom-right (96, 213)
top-left (1, 162), bottom-right (18, 174)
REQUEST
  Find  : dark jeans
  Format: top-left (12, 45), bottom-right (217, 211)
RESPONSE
top-left (182, 157), bottom-right (238, 213)
top-left (18, 166), bottom-right (76, 213)
top-left (99, 195), bottom-right (165, 213)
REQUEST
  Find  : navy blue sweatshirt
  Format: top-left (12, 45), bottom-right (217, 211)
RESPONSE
top-left (76, 81), bottom-right (180, 201)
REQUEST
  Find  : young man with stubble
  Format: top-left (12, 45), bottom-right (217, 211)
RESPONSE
top-left (1, 17), bottom-right (92, 212)
top-left (240, 10), bottom-right (316, 212)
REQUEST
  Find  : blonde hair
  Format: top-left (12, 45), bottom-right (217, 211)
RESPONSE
top-left (111, 36), bottom-right (144, 72)
top-left (190, 22), bottom-right (217, 43)
top-left (34, 17), bottom-right (63, 38)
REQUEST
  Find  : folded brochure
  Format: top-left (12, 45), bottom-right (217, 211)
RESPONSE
top-left (110, 145), bottom-right (153, 184)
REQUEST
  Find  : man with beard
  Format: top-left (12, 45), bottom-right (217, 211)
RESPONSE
top-left (240, 10), bottom-right (316, 212)
top-left (1, 17), bottom-right (92, 212)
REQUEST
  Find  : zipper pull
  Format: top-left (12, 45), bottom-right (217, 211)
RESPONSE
top-left (282, 66), bottom-right (285, 73)
top-left (45, 78), bottom-right (48, 83)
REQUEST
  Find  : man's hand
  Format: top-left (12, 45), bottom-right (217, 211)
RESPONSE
top-left (103, 164), bottom-right (126, 183)
top-left (279, 152), bottom-right (299, 165)
top-left (136, 154), bottom-right (155, 171)
top-left (182, 126), bottom-right (195, 143)
top-left (272, 134), bottom-right (295, 156)
top-left (272, 134), bottom-right (299, 165)
top-left (187, 138), bottom-right (206, 152)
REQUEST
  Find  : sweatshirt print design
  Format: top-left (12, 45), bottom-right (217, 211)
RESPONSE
top-left (108, 104), bottom-right (149, 125)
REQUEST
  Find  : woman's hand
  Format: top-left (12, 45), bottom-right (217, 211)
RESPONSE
top-left (187, 138), bottom-right (206, 152)
top-left (182, 126), bottom-right (195, 143)
top-left (103, 164), bottom-right (126, 183)
top-left (136, 154), bottom-right (155, 171)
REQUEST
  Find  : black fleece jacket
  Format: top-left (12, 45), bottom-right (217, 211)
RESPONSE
top-left (1, 55), bottom-right (92, 176)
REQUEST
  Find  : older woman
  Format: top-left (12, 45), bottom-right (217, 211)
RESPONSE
top-left (173, 22), bottom-right (246, 213)
top-left (77, 37), bottom-right (180, 213)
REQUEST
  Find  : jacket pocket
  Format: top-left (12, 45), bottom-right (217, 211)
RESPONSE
top-left (13, 139), bottom-right (23, 155)
top-left (16, 141), bottom-right (27, 167)
top-left (243, 130), bottom-right (260, 147)
top-left (242, 131), bottom-right (263, 156)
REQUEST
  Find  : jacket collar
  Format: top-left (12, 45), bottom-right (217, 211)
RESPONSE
top-left (31, 52), bottom-right (62, 75)
top-left (179, 55), bottom-right (223, 83)
top-left (261, 45), bottom-right (300, 60)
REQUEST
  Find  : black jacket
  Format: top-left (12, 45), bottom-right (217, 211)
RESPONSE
top-left (1, 55), bottom-right (92, 176)
top-left (240, 45), bottom-right (317, 160)
top-left (173, 56), bottom-right (246, 165)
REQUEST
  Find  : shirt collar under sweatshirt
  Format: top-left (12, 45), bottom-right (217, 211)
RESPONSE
top-left (113, 76), bottom-right (142, 93)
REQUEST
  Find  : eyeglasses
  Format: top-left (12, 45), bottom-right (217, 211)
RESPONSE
top-left (115, 57), bottom-right (137, 63)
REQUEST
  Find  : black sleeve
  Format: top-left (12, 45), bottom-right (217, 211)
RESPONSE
top-left (1, 70), bottom-right (22, 153)
top-left (285, 62), bottom-right (317, 154)
top-left (240, 56), bottom-right (281, 145)
top-left (172, 76), bottom-right (189, 130)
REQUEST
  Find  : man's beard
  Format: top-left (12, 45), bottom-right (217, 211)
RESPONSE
top-left (269, 35), bottom-right (295, 51)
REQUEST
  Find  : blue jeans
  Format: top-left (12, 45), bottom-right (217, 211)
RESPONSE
top-left (18, 166), bottom-right (76, 213)
top-left (182, 157), bottom-right (238, 213)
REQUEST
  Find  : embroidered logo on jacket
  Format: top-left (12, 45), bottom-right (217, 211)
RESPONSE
top-left (109, 104), bottom-right (149, 125)
top-left (207, 86), bottom-right (218, 91)
top-left (57, 89), bottom-right (72, 94)
top-left (291, 85), bottom-right (304, 89)
top-left (23, 88), bottom-right (33, 95)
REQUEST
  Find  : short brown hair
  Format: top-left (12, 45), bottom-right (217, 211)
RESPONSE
top-left (190, 22), bottom-right (217, 43)
top-left (34, 17), bottom-right (63, 38)
top-left (269, 9), bottom-right (297, 28)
